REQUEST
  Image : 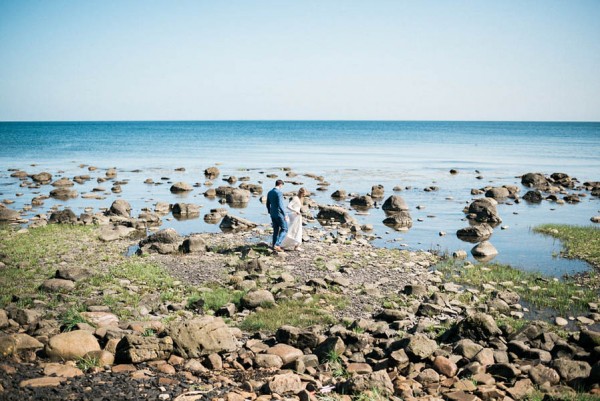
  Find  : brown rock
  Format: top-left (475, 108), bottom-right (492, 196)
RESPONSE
top-left (115, 335), bottom-right (173, 363)
top-left (20, 377), bottom-right (66, 388)
top-left (346, 363), bottom-right (373, 374)
top-left (267, 343), bottom-right (303, 365)
top-left (266, 372), bottom-right (303, 395)
top-left (45, 331), bottom-right (101, 361)
top-left (43, 363), bottom-right (84, 378)
top-left (255, 354), bottom-right (284, 369)
top-left (506, 378), bottom-right (535, 400)
top-left (111, 364), bottom-right (137, 373)
top-left (433, 355), bottom-right (457, 377)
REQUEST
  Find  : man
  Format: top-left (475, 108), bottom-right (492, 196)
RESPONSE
top-left (266, 179), bottom-right (288, 252)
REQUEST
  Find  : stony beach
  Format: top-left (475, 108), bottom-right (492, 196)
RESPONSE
top-left (1, 165), bottom-right (599, 401)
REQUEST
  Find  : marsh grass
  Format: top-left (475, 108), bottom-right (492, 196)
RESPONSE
top-left (534, 224), bottom-right (600, 268)
top-left (436, 260), bottom-right (598, 315)
top-left (240, 295), bottom-right (338, 332)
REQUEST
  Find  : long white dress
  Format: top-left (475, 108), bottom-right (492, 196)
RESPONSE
top-left (281, 196), bottom-right (303, 249)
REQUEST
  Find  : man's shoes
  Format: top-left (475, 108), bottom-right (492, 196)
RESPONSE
top-left (273, 246), bottom-right (284, 252)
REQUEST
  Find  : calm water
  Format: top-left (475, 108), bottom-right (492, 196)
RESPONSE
top-left (1, 121), bottom-right (599, 276)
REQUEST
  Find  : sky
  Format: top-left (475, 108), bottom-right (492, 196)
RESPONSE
top-left (0, 1), bottom-right (599, 121)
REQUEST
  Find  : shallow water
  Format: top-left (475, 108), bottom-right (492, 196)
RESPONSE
top-left (1, 121), bottom-right (599, 277)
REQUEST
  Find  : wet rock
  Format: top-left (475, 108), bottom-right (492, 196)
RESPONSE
top-left (31, 172), bottom-right (53, 184)
top-left (350, 195), bottom-right (374, 209)
top-left (51, 178), bottom-right (75, 187)
top-left (49, 188), bottom-right (78, 199)
top-left (115, 334), bottom-right (173, 363)
top-left (485, 187), bottom-right (510, 199)
top-left (226, 189), bottom-right (251, 206)
top-left (382, 211), bottom-right (413, 229)
top-left (172, 203), bottom-right (201, 217)
top-left (219, 215), bottom-right (257, 232)
top-left (370, 185), bottom-right (384, 198)
top-left (467, 198), bottom-right (502, 224)
top-left (204, 166), bottom-right (220, 179)
top-left (521, 172), bottom-right (548, 188)
top-left (471, 241), bottom-right (498, 258)
top-left (523, 190), bottom-right (543, 203)
top-left (331, 190), bottom-right (347, 199)
top-left (138, 228), bottom-right (182, 254)
top-left (170, 182), bottom-right (193, 192)
top-left (181, 235), bottom-right (206, 254)
top-left (382, 195), bottom-right (409, 212)
top-left (317, 205), bottom-right (358, 226)
top-left (167, 316), bottom-right (237, 358)
top-left (45, 330), bottom-right (101, 361)
top-left (108, 199), bottom-right (132, 218)
top-left (456, 223), bottom-right (493, 243)
top-left (0, 207), bottom-right (20, 222)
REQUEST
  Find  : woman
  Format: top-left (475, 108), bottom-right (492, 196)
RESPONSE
top-left (281, 188), bottom-right (307, 251)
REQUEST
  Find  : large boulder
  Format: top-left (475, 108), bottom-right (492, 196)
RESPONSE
top-left (108, 199), bottom-right (131, 218)
top-left (166, 316), bottom-right (237, 359)
top-left (383, 211), bottom-right (413, 229)
top-left (550, 172), bottom-right (574, 188)
top-left (45, 330), bottom-right (101, 361)
top-left (204, 166), bottom-right (220, 179)
top-left (219, 215), bottom-right (257, 232)
top-left (485, 186), bottom-right (510, 199)
top-left (453, 313), bottom-right (502, 342)
top-left (238, 183), bottom-right (263, 195)
top-left (170, 182), bottom-right (193, 193)
top-left (523, 190), bottom-right (543, 203)
top-left (138, 228), bottom-right (182, 254)
top-left (181, 235), bottom-right (206, 254)
top-left (51, 178), bottom-right (75, 187)
top-left (241, 290), bottom-right (275, 309)
top-left (467, 198), bottom-right (502, 225)
top-left (115, 334), bottom-right (173, 363)
top-left (317, 205), bottom-right (358, 226)
top-left (382, 195), bottom-right (409, 212)
top-left (48, 209), bottom-right (77, 224)
top-left (456, 223), bottom-right (493, 243)
top-left (226, 189), bottom-right (251, 206)
top-left (371, 185), bottom-right (385, 198)
top-left (521, 173), bottom-right (548, 188)
top-left (0, 207), bottom-right (20, 222)
top-left (552, 359), bottom-right (591, 382)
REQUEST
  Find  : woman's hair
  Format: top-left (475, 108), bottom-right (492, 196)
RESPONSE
top-left (297, 187), bottom-right (308, 198)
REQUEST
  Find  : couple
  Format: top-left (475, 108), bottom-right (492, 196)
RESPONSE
top-left (266, 179), bottom-right (307, 252)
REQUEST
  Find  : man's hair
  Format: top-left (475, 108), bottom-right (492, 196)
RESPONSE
top-left (275, 179), bottom-right (284, 187)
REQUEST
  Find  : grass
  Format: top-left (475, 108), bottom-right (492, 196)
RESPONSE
top-left (239, 295), bottom-right (339, 333)
top-left (436, 260), bottom-right (599, 316)
top-left (534, 224), bottom-right (600, 268)
top-left (76, 354), bottom-right (100, 372)
top-left (187, 287), bottom-right (246, 312)
top-left (324, 349), bottom-right (348, 378)
top-left (59, 305), bottom-right (89, 332)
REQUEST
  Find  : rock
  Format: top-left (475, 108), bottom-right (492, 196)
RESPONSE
top-left (10, 170), bottom-right (29, 179)
top-left (454, 339), bottom-right (484, 359)
top-left (523, 190), bottom-right (543, 203)
top-left (453, 313), bottom-right (501, 341)
top-left (0, 310), bottom-right (8, 329)
top-left (170, 182), bottom-right (193, 192)
top-left (266, 373), bottom-right (302, 395)
top-left (31, 172), bottom-right (53, 184)
top-left (108, 199), bottom-right (132, 218)
top-left (138, 228), bottom-right (182, 254)
top-left (105, 168), bottom-right (117, 178)
top-left (433, 355), bottom-right (458, 377)
top-left (331, 190), bottom-right (347, 199)
top-left (155, 202), bottom-right (171, 214)
top-left (20, 377), bottom-right (66, 388)
top-left (41, 278), bottom-right (75, 292)
top-left (172, 203), bottom-right (201, 217)
top-left (591, 216), bottom-right (600, 223)
top-left (555, 317), bottom-right (569, 326)
top-left (225, 189), bottom-right (251, 206)
top-left (529, 364), bottom-right (560, 386)
top-left (350, 195), bottom-right (374, 208)
top-left (553, 358), bottom-right (591, 382)
top-left (219, 215), bottom-right (257, 232)
top-left (0, 207), bottom-right (20, 221)
top-left (80, 312), bottom-right (119, 328)
top-left (382, 211), bottom-right (413, 229)
top-left (315, 337), bottom-right (346, 362)
top-left (0, 333), bottom-right (44, 357)
top-left (73, 175), bottom-right (91, 184)
top-left (456, 223), bottom-right (493, 243)
top-left (204, 167), bottom-right (220, 179)
top-left (55, 267), bottom-right (92, 282)
top-left (43, 363), bottom-right (84, 378)
top-left (238, 183), bottom-right (263, 194)
top-left (241, 290), bottom-right (275, 309)
top-left (267, 344), bottom-right (303, 365)
top-left (416, 368), bottom-right (440, 384)
top-left (45, 330), bottom-right (101, 361)
top-left (49, 188), bottom-right (78, 199)
top-left (471, 241), bottom-right (498, 258)
top-left (382, 195), bottom-right (409, 212)
top-left (181, 235), bottom-right (206, 254)
top-left (452, 250), bottom-right (468, 259)
top-left (48, 209), bottom-right (78, 224)
top-left (115, 335), bottom-right (173, 363)
top-left (347, 363), bottom-right (373, 374)
top-left (167, 316), bottom-right (237, 358)
top-left (506, 379), bottom-right (535, 401)
top-left (487, 363), bottom-right (521, 380)
top-left (467, 198), bottom-right (502, 224)
top-left (51, 177), bottom-right (75, 187)
top-left (275, 326), bottom-right (321, 349)
top-left (337, 370), bottom-right (393, 396)
top-left (521, 173), bottom-right (548, 188)
top-left (406, 334), bottom-right (438, 360)
top-left (255, 353), bottom-right (284, 369)
top-left (85, 350), bottom-right (115, 367)
top-left (317, 205), bottom-right (358, 226)
top-left (98, 225), bottom-right (136, 242)
top-left (485, 187), bottom-right (510, 199)
top-left (371, 185), bottom-right (384, 198)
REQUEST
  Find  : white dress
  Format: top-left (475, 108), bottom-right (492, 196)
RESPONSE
top-left (281, 196), bottom-right (303, 249)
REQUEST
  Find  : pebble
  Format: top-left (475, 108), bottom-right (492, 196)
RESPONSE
top-left (555, 317), bottom-right (568, 326)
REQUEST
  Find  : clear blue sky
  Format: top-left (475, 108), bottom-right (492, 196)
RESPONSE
top-left (1, 1), bottom-right (599, 121)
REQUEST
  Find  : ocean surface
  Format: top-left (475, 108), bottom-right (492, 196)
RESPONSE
top-left (1, 121), bottom-right (599, 277)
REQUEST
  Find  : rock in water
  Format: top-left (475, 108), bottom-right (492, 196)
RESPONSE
top-left (382, 195), bottom-right (409, 212)
top-left (456, 223), bottom-right (493, 243)
top-left (219, 215), bottom-right (257, 232)
top-left (471, 241), bottom-right (498, 259)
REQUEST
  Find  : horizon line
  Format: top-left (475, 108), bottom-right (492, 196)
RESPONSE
top-left (1, 119), bottom-right (599, 124)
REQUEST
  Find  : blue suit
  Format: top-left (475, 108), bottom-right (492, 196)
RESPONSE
top-left (266, 187), bottom-right (288, 247)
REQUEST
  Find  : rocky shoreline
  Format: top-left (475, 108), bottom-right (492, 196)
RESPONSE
top-left (1, 166), bottom-right (600, 400)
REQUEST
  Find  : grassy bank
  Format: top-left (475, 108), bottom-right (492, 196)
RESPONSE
top-left (534, 224), bottom-right (600, 268)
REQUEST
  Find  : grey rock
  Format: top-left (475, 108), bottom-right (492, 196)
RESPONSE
top-left (383, 211), bottom-right (413, 229)
top-left (467, 198), bottom-right (502, 224)
top-left (350, 195), bottom-right (374, 208)
top-left (181, 235), bottom-right (206, 253)
top-left (219, 214), bottom-right (257, 232)
top-left (241, 290), bottom-right (275, 309)
top-left (48, 209), bottom-right (78, 224)
top-left (521, 172), bottom-right (548, 188)
top-left (167, 316), bottom-right (237, 359)
top-left (108, 200), bottom-right (131, 218)
top-left (115, 334), bottom-right (173, 363)
top-left (172, 203), bottom-right (201, 217)
top-left (317, 205), bottom-right (358, 226)
top-left (406, 334), bottom-right (438, 360)
top-left (225, 189), bottom-right (251, 205)
top-left (456, 223), bottom-right (494, 243)
top-left (382, 195), bottom-right (409, 212)
top-left (204, 166), bottom-right (220, 179)
top-left (553, 358), bottom-right (591, 382)
top-left (170, 181), bottom-right (193, 192)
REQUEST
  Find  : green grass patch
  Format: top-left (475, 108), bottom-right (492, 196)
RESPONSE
top-left (240, 296), bottom-right (338, 333)
top-left (59, 305), bottom-right (89, 331)
top-left (436, 260), bottom-right (598, 316)
top-left (534, 224), bottom-right (600, 268)
top-left (187, 287), bottom-right (246, 312)
top-left (76, 354), bottom-right (100, 372)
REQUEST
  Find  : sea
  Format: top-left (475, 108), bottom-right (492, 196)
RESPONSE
top-left (1, 121), bottom-right (599, 277)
